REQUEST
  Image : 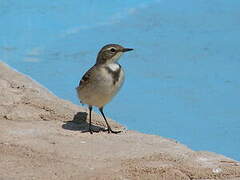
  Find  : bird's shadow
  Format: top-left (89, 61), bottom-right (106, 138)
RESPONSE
top-left (62, 112), bottom-right (106, 133)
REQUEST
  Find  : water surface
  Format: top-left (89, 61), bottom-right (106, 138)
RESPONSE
top-left (1, 0), bottom-right (240, 160)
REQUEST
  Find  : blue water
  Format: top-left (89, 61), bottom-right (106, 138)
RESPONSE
top-left (1, 0), bottom-right (240, 160)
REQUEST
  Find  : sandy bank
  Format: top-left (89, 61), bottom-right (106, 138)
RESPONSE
top-left (0, 61), bottom-right (240, 180)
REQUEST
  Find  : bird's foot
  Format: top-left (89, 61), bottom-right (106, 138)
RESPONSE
top-left (108, 128), bottom-right (122, 134)
top-left (89, 127), bottom-right (121, 134)
top-left (89, 128), bottom-right (102, 134)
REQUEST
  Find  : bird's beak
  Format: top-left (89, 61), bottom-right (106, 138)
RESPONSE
top-left (122, 48), bottom-right (134, 52)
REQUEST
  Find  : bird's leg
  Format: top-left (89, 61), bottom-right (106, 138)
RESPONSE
top-left (88, 105), bottom-right (93, 134)
top-left (99, 107), bottom-right (121, 134)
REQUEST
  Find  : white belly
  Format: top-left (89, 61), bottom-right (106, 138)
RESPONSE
top-left (77, 66), bottom-right (125, 108)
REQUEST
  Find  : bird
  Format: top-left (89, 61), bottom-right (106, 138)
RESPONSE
top-left (76, 44), bottom-right (133, 134)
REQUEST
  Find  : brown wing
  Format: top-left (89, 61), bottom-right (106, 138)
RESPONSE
top-left (79, 66), bottom-right (96, 87)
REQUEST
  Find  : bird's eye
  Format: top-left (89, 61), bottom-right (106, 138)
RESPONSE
top-left (110, 48), bottom-right (116, 52)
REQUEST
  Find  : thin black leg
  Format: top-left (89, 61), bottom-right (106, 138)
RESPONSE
top-left (88, 105), bottom-right (93, 134)
top-left (99, 107), bottom-right (121, 134)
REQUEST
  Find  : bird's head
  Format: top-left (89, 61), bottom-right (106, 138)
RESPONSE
top-left (96, 44), bottom-right (133, 65)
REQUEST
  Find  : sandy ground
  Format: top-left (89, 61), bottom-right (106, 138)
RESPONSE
top-left (0, 61), bottom-right (240, 180)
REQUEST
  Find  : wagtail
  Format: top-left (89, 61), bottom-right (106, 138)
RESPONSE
top-left (76, 44), bottom-right (133, 134)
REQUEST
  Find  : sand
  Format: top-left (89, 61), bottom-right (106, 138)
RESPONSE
top-left (0, 61), bottom-right (240, 180)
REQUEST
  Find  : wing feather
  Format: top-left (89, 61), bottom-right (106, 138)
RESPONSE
top-left (79, 66), bottom-right (96, 87)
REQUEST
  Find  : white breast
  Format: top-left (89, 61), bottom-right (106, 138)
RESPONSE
top-left (107, 63), bottom-right (120, 71)
top-left (77, 63), bottom-right (125, 108)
